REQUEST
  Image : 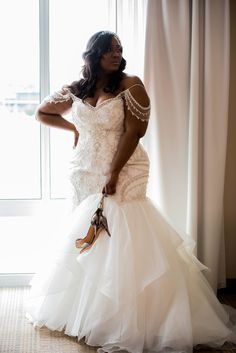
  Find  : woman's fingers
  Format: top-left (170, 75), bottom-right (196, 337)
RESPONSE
top-left (73, 135), bottom-right (79, 148)
top-left (102, 182), bottom-right (116, 195)
top-left (73, 130), bottom-right (79, 148)
top-left (102, 172), bottom-right (119, 195)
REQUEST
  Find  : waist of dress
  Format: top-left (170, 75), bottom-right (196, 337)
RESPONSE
top-left (69, 143), bottom-right (149, 175)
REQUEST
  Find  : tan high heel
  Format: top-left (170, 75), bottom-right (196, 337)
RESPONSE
top-left (75, 225), bottom-right (95, 249)
top-left (79, 226), bottom-right (103, 254)
top-left (75, 194), bottom-right (111, 253)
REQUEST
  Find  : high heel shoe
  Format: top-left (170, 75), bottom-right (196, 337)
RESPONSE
top-left (75, 225), bottom-right (95, 249)
top-left (79, 225), bottom-right (103, 254)
top-left (75, 194), bottom-right (111, 253)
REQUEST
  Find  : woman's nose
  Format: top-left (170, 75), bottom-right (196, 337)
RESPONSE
top-left (112, 50), bottom-right (121, 57)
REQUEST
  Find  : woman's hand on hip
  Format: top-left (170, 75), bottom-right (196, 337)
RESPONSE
top-left (73, 130), bottom-right (79, 148)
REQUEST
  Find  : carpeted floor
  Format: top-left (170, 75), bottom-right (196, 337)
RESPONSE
top-left (0, 286), bottom-right (236, 353)
top-left (0, 287), bottom-right (98, 353)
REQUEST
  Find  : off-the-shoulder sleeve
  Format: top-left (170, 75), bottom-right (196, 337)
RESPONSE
top-left (121, 84), bottom-right (150, 122)
top-left (43, 86), bottom-right (73, 104)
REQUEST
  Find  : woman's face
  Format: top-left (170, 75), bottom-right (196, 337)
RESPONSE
top-left (99, 36), bottom-right (122, 73)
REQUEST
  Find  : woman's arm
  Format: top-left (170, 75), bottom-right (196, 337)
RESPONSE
top-left (102, 79), bottom-right (150, 195)
top-left (36, 87), bottom-right (79, 146)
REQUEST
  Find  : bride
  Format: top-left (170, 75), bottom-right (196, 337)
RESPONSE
top-left (25, 31), bottom-right (236, 353)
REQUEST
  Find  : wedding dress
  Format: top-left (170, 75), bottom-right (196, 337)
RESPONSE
top-left (25, 84), bottom-right (236, 353)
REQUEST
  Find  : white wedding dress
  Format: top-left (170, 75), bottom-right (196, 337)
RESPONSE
top-left (25, 85), bottom-right (236, 353)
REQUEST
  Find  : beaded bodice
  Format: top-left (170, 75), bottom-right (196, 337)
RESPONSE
top-left (43, 84), bottom-right (150, 209)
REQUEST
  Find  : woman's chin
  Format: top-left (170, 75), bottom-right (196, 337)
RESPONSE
top-left (102, 66), bottom-right (120, 74)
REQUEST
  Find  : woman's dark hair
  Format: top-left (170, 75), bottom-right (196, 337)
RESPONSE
top-left (68, 31), bottom-right (126, 100)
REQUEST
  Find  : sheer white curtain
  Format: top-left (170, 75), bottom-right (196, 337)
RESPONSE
top-left (116, 0), bottom-right (147, 78)
top-left (143, 0), bottom-right (230, 292)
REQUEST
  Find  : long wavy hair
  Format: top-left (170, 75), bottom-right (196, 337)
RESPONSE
top-left (68, 31), bottom-right (126, 100)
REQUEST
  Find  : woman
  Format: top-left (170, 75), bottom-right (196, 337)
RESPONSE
top-left (25, 31), bottom-right (236, 353)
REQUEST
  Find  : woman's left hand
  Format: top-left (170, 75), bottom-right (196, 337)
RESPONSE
top-left (102, 171), bottom-right (119, 195)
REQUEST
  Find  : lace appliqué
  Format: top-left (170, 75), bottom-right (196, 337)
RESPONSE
top-left (121, 84), bottom-right (150, 122)
top-left (43, 86), bottom-right (72, 104)
top-left (68, 170), bottom-right (106, 211)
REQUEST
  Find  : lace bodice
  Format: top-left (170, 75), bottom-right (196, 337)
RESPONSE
top-left (43, 85), bottom-right (150, 209)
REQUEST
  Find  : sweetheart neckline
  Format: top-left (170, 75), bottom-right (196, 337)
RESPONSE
top-left (71, 91), bottom-right (124, 110)
top-left (69, 83), bottom-right (145, 109)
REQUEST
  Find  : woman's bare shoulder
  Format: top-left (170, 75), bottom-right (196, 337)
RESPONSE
top-left (120, 74), bottom-right (144, 90)
top-left (119, 73), bottom-right (150, 108)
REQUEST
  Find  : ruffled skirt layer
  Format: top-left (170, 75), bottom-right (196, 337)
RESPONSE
top-left (25, 194), bottom-right (236, 353)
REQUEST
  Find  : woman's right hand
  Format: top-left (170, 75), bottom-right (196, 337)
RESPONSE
top-left (73, 129), bottom-right (79, 148)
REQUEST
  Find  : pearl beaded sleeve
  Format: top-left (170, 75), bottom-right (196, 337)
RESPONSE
top-left (121, 84), bottom-right (150, 122)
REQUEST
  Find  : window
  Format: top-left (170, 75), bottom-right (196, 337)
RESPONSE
top-left (0, 0), bottom-right (147, 278)
top-left (0, 0), bottom-right (116, 206)
top-left (0, 0), bottom-right (40, 200)
top-left (0, 0), bottom-right (116, 275)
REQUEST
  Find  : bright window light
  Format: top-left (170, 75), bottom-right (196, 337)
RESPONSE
top-left (0, 0), bottom-right (41, 199)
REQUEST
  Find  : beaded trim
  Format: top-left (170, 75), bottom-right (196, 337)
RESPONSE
top-left (122, 87), bottom-right (150, 122)
top-left (126, 89), bottom-right (150, 111)
top-left (120, 174), bottom-right (148, 202)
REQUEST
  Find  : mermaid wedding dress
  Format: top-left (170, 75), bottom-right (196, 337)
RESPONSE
top-left (25, 84), bottom-right (236, 353)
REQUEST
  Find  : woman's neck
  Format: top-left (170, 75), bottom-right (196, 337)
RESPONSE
top-left (96, 71), bottom-right (111, 89)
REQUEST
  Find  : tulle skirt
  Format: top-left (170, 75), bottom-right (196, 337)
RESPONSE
top-left (25, 194), bottom-right (236, 353)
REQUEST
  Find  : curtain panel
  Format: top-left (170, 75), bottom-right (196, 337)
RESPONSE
top-left (143, 0), bottom-right (230, 292)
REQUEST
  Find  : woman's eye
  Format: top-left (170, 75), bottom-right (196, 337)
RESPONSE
top-left (105, 46), bottom-right (122, 54)
top-left (116, 46), bottom-right (122, 53)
